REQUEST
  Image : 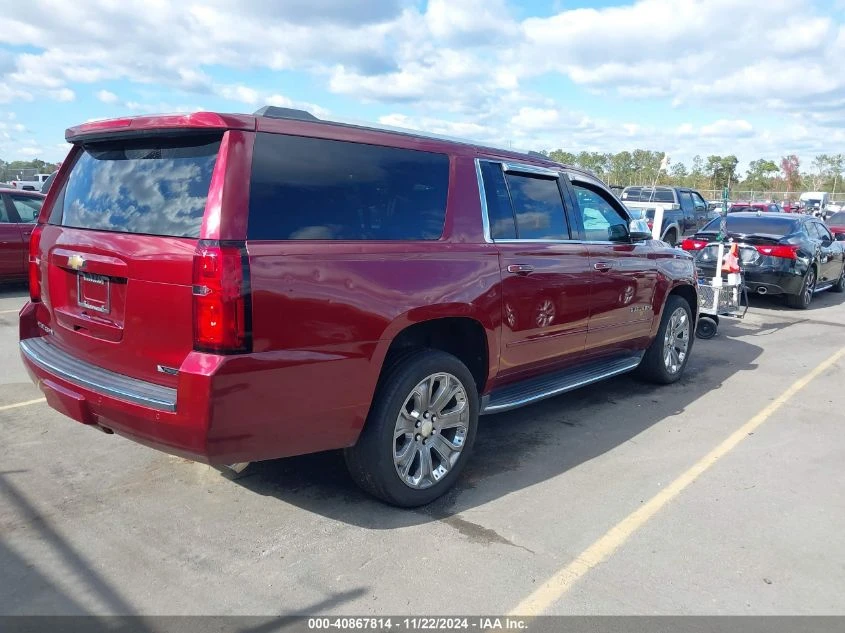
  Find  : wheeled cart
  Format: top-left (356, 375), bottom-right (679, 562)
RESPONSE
top-left (695, 243), bottom-right (749, 339)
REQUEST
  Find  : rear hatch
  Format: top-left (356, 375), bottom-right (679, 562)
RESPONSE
top-left (39, 134), bottom-right (222, 387)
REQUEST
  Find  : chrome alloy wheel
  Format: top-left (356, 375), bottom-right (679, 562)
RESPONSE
top-left (663, 307), bottom-right (690, 375)
top-left (393, 373), bottom-right (469, 489)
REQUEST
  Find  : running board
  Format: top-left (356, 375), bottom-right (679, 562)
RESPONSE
top-left (813, 283), bottom-right (834, 294)
top-left (480, 353), bottom-right (644, 415)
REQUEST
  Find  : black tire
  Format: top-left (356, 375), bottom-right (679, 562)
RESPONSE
top-left (787, 267), bottom-right (816, 309)
top-left (344, 349), bottom-right (479, 507)
top-left (663, 228), bottom-right (678, 247)
top-left (829, 264), bottom-right (845, 293)
top-left (695, 316), bottom-right (718, 340)
top-left (636, 295), bottom-right (694, 384)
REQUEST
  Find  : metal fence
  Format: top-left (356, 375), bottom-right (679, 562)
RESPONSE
top-left (0, 167), bottom-right (40, 184)
top-left (698, 190), bottom-right (845, 203)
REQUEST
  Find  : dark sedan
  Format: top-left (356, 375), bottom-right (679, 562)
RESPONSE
top-left (682, 212), bottom-right (845, 309)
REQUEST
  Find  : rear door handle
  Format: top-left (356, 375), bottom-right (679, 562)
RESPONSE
top-left (593, 262), bottom-right (613, 272)
top-left (507, 264), bottom-right (534, 275)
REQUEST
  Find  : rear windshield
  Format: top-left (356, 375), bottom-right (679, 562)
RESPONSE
top-left (248, 133), bottom-right (449, 241)
top-left (828, 211), bottom-right (845, 224)
top-left (621, 187), bottom-right (675, 203)
top-left (701, 215), bottom-right (799, 236)
top-left (55, 135), bottom-right (221, 237)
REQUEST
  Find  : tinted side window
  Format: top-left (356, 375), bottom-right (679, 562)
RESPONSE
top-left (679, 191), bottom-right (694, 214)
top-left (249, 133), bottom-right (449, 240)
top-left (504, 174), bottom-right (568, 240)
top-left (9, 195), bottom-right (43, 222)
top-left (815, 223), bottom-right (833, 241)
top-left (572, 183), bottom-right (629, 242)
top-left (0, 197), bottom-right (10, 223)
top-left (807, 222), bottom-right (824, 240)
top-left (480, 162), bottom-right (516, 240)
top-left (692, 192), bottom-right (707, 211)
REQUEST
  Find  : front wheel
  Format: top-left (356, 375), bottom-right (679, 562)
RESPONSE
top-left (787, 267), bottom-right (816, 309)
top-left (636, 295), bottom-right (693, 384)
top-left (345, 350), bottom-right (479, 507)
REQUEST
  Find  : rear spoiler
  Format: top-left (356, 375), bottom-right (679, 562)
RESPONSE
top-left (66, 112), bottom-right (256, 143)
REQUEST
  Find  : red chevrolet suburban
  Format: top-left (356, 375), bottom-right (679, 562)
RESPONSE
top-left (20, 107), bottom-right (698, 506)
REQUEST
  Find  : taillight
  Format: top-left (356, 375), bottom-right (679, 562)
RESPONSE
top-left (29, 224), bottom-right (44, 303)
top-left (681, 238), bottom-right (708, 251)
top-left (755, 244), bottom-right (798, 260)
top-left (192, 241), bottom-right (251, 353)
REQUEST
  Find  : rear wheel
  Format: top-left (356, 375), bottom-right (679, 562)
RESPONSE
top-left (345, 350), bottom-right (478, 507)
top-left (829, 264), bottom-right (845, 293)
top-left (787, 267), bottom-right (816, 309)
top-left (636, 295), bottom-right (693, 384)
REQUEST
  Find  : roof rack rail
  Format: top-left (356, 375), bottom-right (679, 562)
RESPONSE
top-left (527, 151), bottom-right (548, 158)
top-left (253, 106), bottom-right (320, 121)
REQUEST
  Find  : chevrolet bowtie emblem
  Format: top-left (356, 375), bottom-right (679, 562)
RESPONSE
top-left (68, 255), bottom-right (85, 271)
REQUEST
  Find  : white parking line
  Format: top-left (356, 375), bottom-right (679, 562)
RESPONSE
top-left (509, 345), bottom-right (845, 616)
top-left (0, 398), bottom-right (46, 412)
top-left (0, 308), bottom-right (22, 315)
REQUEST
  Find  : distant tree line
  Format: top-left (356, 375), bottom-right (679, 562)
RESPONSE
top-left (540, 150), bottom-right (845, 197)
top-left (0, 158), bottom-right (61, 183)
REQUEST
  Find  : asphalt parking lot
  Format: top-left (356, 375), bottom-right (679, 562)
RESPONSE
top-left (1, 283), bottom-right (844, 616)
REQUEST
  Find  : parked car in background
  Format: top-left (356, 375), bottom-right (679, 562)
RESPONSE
top-left (40, 171), bottom-right (58, 194)
top-left (826, 211), bottom-right (845, 237)
top-left (799, 191), bottom-right (830, 217)
top-left (621, 185), bottom-right (711, 245)
top-left (18, 107), bottom-right (699, 506)
top-left (0, 188), bottom-right (44, 282)
top-left (683, 212), bottom-right (845, 309)
top-left (728, 202), bottom-right (783, 213)
top-left (11, 173), bottom-right (52, 192)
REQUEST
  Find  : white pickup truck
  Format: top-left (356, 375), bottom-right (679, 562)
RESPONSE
top-left (10, 173), bottom-right (52, 191)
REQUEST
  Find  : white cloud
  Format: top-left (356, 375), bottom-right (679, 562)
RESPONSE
top-left (97, 89), bottom-right (119, 104)
top-left (699, 119), bottom-right (754, 138)
top-left (425, 0), bottom-right (517, 43)
top-left (18, 145), bottom-right (44, 156)
top-left (0, 0), bottom-right (843, 165)
top-left (511, 108), bottom-right (560, 131)
top-left (48, 88), bottom-right (75, 102)
top-left (217, 84), bottom-right (260, 105)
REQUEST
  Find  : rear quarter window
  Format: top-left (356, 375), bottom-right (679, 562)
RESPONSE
top-left (248, 133), bottom-right (450, 241)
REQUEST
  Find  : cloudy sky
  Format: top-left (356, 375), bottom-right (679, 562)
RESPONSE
top-left (1, 0), bottom-right (844, 169)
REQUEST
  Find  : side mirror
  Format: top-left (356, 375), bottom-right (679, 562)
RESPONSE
top-left (835, 233), bottom-right (845, 242)
top-left (608, 224), bottom-right (628, 241)
top-left (629, 219), bottom-right (652, 241)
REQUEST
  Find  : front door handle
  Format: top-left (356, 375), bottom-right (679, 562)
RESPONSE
top-left (593, 262), bottom-right (613, 272)
top-left (507, 264), bottom-right (535, 275)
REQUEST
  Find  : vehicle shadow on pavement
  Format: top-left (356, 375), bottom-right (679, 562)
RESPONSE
top-left (0, 470), bottom-right (149, 619)
top-left (230, 327), bottom-right (764, 529)
top-left (746, 289), bottom-right (844, 313)
top-left (0, 470), bottom-right (369, 618)
top-left (0, 284), bottom-right (28, 300)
